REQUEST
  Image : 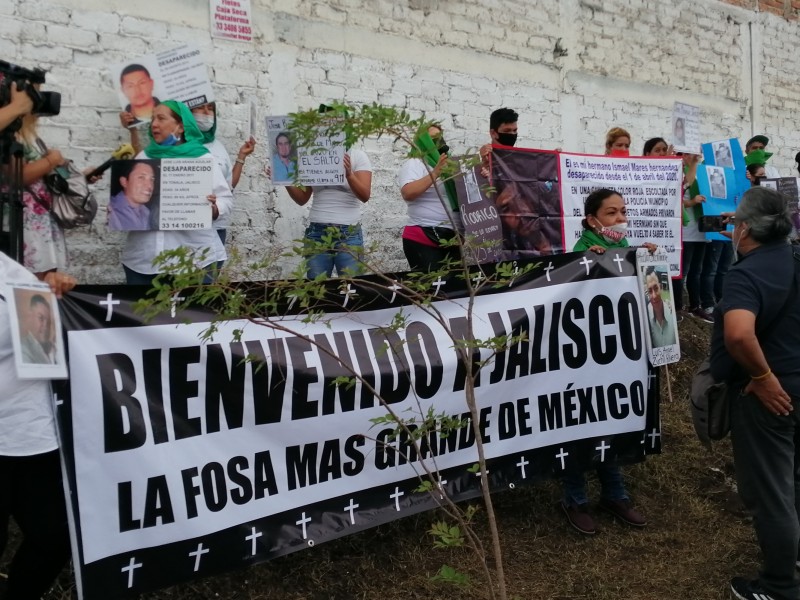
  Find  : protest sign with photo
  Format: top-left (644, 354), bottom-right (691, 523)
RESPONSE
top-left (266, 115), bottom-right (345, 186)
top-left (55, 251), bottom-right (660, 599)
top-left (671, 102), bottom-right (701, 155)
top-left (266, 116), bottom-right (297, 185)
top-left (112, 45), bottom-right (214, 127)
top-left (453, 163), bottom-right (504, 263)
top-left (489, 147), bottom-right (563, 258)
top-left (695, 164), bottom-right (738, 241)
top-left (698, 138), bottom-right (749, 241)
top-left (108, 159), bottom-right (214, 231)
top-left (636, 248), bottom-right (680, 366)
top-left (5, 282), bottom-right (67, 378)
top-left (560, 153), bottom-right (683, 276)
top-left (452, 149), bottom-right (682, 274)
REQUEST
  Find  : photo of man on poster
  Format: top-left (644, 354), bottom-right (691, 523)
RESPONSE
top-left (271, 131), bottom-right (296, 182)
top-left (491, 149), bottom-right (563, 256)
top-left (119, 63), bottom-right (161, 125)
top-left (18, 292), bottom-right (56, 364)
top-left (108, 160), bottom-right (160, 231)
top-left (644, 266), bottom-right (677, 348)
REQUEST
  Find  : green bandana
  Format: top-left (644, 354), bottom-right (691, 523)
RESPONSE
top-left (573, 228), bottom-right (630, 252)
top-left (744, 148), bottom-right (772, 167)
top-left (414, 130), bottom-right (459, 212)
top-left (144, 100), bottom-right (210, 159)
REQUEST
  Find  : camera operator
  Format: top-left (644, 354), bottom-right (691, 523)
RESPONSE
top-left (0, 67), bottom-right (77, 600)
top-left (0, 82), bottom-right (32, 132)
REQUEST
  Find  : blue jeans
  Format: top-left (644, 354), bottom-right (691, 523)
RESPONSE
top-left (216, 229), bottom-right (227, 272)
top-left (701, 240), bottom-right (724, 308)
top-left (561, 465), bottom-right (628, 506)
top-left (681, 242), bottom-right (707, 310)
top-left (714, 241), bottom-right (733, 302)
top-left (304, 222), bottom-right (364, 279)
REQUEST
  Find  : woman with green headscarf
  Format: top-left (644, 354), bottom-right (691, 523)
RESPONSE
top-left (397, 123), bottom-right (462, 272)
top-left (121, 100), bottom-right (233, 285)
top-left (191, 101), bottom-right (256, 247)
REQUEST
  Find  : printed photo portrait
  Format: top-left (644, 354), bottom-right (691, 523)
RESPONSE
top-left (712, 140), bottom-right (734, 168)
top-left (271, 130), bottom-right (297, 184)
top-left (491, 150), bottom-right (563, 257)
top-left (112, 58), bottom-right (165, 126)
top-left (642, 265), bottom-right (678, 349)
top-left (707, 166), bottom-right (727, 199)
top-left (7, 283), bottom-right (68, 379)
top-left (108, 160), bottom-right (161, 231)
top-left (672, 116), bottom-right (686, 147)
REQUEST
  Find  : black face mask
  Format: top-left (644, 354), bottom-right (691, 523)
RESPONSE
top-left (496, 132), bottom-right (517, 147)
top-left (436, 139), bottom-right (450, 155)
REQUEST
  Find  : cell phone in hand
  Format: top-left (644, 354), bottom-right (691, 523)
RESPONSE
top-left (698, 215), bottom-right (728, 232)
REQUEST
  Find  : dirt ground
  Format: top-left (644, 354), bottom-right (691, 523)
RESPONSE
top-left (2, 316), bottom-right (758, 600)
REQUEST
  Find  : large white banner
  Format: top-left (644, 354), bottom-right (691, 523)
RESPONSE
top-left (56, 251), bottom-right (661, 598)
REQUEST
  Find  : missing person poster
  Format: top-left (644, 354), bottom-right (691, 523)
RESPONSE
top-left (671, 102), bottom-right (701, 155)
top-left (454, 162), bottom-right (505, 264)
top-left (695, 164), bottom-right (738, 241)
top-left (6, 282), bottom-right (67, 378)
top-left (111, 45), bottom-right (214, 127)
top-left (210, 0), bottom-right (253, 42)
top-left (267, 115), bottom-right (346, 186)
top-left (108, 159), bottom-right (214, 231)
top-left (560, 153), bottom-right (683, 276)
top-left (490, 147), bottom-right (563, 258)
top-left (636, 248), bottom-right (680, 366)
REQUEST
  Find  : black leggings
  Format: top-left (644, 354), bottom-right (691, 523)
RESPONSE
top-left (0, 450), bottom-right (70, 600)
top-left (402, 238), bottom-right (461, 273)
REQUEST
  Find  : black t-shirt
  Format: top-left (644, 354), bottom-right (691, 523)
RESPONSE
top-left (710, 242), bottom-right (800, 395)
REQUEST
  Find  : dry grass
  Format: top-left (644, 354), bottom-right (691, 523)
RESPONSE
top-left (3, 317), bottom-right (758, 600)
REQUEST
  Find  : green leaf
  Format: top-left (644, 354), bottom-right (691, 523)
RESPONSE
top-left (430, 564), bottom-right (470, 587)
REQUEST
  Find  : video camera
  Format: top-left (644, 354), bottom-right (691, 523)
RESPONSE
top-left (0, 60), bottom-right (60, 117)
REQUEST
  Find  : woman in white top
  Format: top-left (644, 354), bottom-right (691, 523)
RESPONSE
top-left (121, 101), bottom-right (233, 285)
top-left (190, 101), bottom-right (256, 247)
top-left (0, 254), bottom-right (76, 598)
top-left (283, 148), bottom-right (372, 278)
top-left (397, 124), bottom-right (460, 272)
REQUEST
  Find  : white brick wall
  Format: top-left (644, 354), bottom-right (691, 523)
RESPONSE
top-left (0, 0), bottom-right (795, 282)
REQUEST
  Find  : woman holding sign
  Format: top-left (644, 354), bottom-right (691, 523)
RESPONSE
top-left (191, 101), bottom-right (256, 247)
top-left (121, 101), bottom-right (232, 285)
top-left (563, 188), bottom-right (652, 535)
top-left (398, 124), bottom-right (461, 272)
top-left (276, 138), bottom-right (372, 279)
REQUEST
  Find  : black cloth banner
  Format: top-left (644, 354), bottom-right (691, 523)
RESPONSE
top-left (55, 250), bottom-right (661, 599)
